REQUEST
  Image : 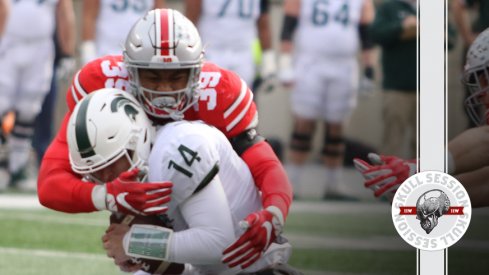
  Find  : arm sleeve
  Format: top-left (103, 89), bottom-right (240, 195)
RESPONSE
top-left (37, 113), bottom-right (98, 213)
top-left (240, 140), bottom-right (292, 220)
top-left (368, 4), bottom-right (403, 47)
top-left (168, 176), bottom-right (235, 265)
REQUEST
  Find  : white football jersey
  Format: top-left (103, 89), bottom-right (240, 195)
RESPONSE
top-left (295, 0), bottom-right (365, 57)
top-left (148, 120), bottom-right (261, 232)
top-left (95, 0), bottom-right (155, 56)
top-left (198, 0), bottom-right (261, 51)
top-left (6, 0), bottom-right (58, 40)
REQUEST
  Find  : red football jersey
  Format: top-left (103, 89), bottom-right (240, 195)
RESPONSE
top-left (67, 55), bottom-right (257, 138)
top-left (39, 55), bottom-right (290, 218)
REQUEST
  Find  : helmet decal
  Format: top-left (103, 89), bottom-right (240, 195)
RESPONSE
top-left (110, 94), bottom-right (140, 121)
top-left (74, 95), bottom-right (96, 159)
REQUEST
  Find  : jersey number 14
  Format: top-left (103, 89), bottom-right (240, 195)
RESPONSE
top-left (168, 145), bottom-right (201, 178)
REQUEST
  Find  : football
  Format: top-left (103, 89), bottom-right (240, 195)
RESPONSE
top-left (109, 213), bottom-right (184, 275)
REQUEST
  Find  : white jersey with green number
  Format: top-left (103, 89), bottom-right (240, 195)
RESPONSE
top-left (146, 121), bottom-right (291, 274)
top-left (149, 120), bottom-right (261, 219)
top-left (295, 0), bottom-right (365, 58)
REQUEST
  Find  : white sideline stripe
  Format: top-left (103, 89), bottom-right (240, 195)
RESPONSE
top-left (0, 195), bottom-right (43, 209)
top-left (0, 247), bottom-right (110, 261)
top-left (0, 212), bottom-right (108, 227)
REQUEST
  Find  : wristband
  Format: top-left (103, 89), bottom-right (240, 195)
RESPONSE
top-left (123, 224), bottom-right (173, 261)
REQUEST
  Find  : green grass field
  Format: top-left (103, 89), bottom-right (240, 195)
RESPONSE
top-left (0, 201), bottom-right (488, 275)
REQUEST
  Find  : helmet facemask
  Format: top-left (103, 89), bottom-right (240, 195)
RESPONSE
top-left (464, 62), bottom-right (489, 126)
top-left (126, 64), bottom-right (201, 121)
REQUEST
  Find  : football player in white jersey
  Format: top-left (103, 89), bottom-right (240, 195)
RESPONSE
top-left (185, 0), bottom-right (276, 87)
top-left (80, 0), bottom-right (165, 65)
top-left (66, 88), bottom-right (299, 274)
top-left (0, 0), bottom-right (74, 190)
top-left (279, 0), bottom-right (375, 199)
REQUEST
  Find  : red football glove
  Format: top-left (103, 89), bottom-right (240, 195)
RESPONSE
top-left (353, 153), bottom-right (417, 202)
top-left (103, 168), bottom-right (172, 215)
top-left (222, 206), bottom-right (284, 269)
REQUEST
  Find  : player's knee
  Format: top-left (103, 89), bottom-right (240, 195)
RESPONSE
top-left (11, 115), bottom-right (35, 140)
top-left (290, 132), bottom-right (312, 152)
top-left (322, 132), bottom-right (345, 157)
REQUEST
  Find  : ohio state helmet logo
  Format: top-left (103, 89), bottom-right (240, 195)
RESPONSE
top-left (392, 171), bottom-right (471, 251)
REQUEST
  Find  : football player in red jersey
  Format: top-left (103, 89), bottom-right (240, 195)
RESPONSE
top-left (37, 8), bottom-right (292, 269)
top-left (354, 27), bottom-right (489, 208)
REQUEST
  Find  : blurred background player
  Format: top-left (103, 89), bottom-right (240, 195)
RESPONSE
top-left (369, 0), bottom-right (417, 159)
top-left (33, 20), bottom-right (77, 167)
top-left (0, 0), bottom-right (74, 191)
top-left (184, 0), bottom-right (277, 88)
top-left (452, 0), bottom-right (489, 128)
top-left (80, 0), bottom-right (166, 65)
top-left (355, 27), bottom-right (489, 207)
top-left (279, 0), bottom-right (375, 200)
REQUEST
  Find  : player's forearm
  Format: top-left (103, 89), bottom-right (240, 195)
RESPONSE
top-left (257, 14), bottom-right (272, 50)
top-left (153, 0), bottom-right (165, 9)
top-left (82, 0), bottom-right (99, 41)
top-left (455, 166), bottom-right (489, 208)
top-left (451, 0), bottom-right (473, 45)
top-left (57, 0), bottom-right (75, 56)
top-left (241, 141), bottom-right (292, 219)
top-left (448, 126), bottom-right (489, 174)
top-left (184, 0), bottom-right (201, 25)
top-left (0, 0), bottom-right (9, 39)
top-left (38, 159), bottom-right (97, 213)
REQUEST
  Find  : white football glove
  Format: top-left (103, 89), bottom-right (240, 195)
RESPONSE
top-left (260, 50), bottom-right (277, 79)
top-left (255, 50), bottom-right (279, 94)
top-left (278, 53), bottom-right (294, 86)
top-left (56, 57), bottom-right (76, 83)
top-left (354, 153), bottom-right (417, 202)
top-left (358, 67), bottom-right (376, 98)
top-left (80, 40), bottom-right (97, 65)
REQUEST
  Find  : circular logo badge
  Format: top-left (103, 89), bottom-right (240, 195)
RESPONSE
top-left (391, 171), bottom-right (472, 251)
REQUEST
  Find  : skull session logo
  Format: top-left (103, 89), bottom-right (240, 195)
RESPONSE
top-left (391, 171), bottom-right (472, 251)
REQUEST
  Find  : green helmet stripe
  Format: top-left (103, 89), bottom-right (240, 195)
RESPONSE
top-left (75, 97), bottom-right (96, 158)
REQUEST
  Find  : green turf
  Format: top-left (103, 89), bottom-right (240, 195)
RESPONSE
top-left (0, 251), bottom-right (119, 275)
top-left (284, 212), bottom-right (399, 238)
top-left (0, 209), bottom-right (109, 254)
top-left (0, 206), bottom-right (487, 274)
top-left (289, 249), bottom-right (416, 275)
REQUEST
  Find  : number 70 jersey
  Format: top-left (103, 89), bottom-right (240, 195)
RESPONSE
top-left (148, 120), bottom-right (262, 224)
